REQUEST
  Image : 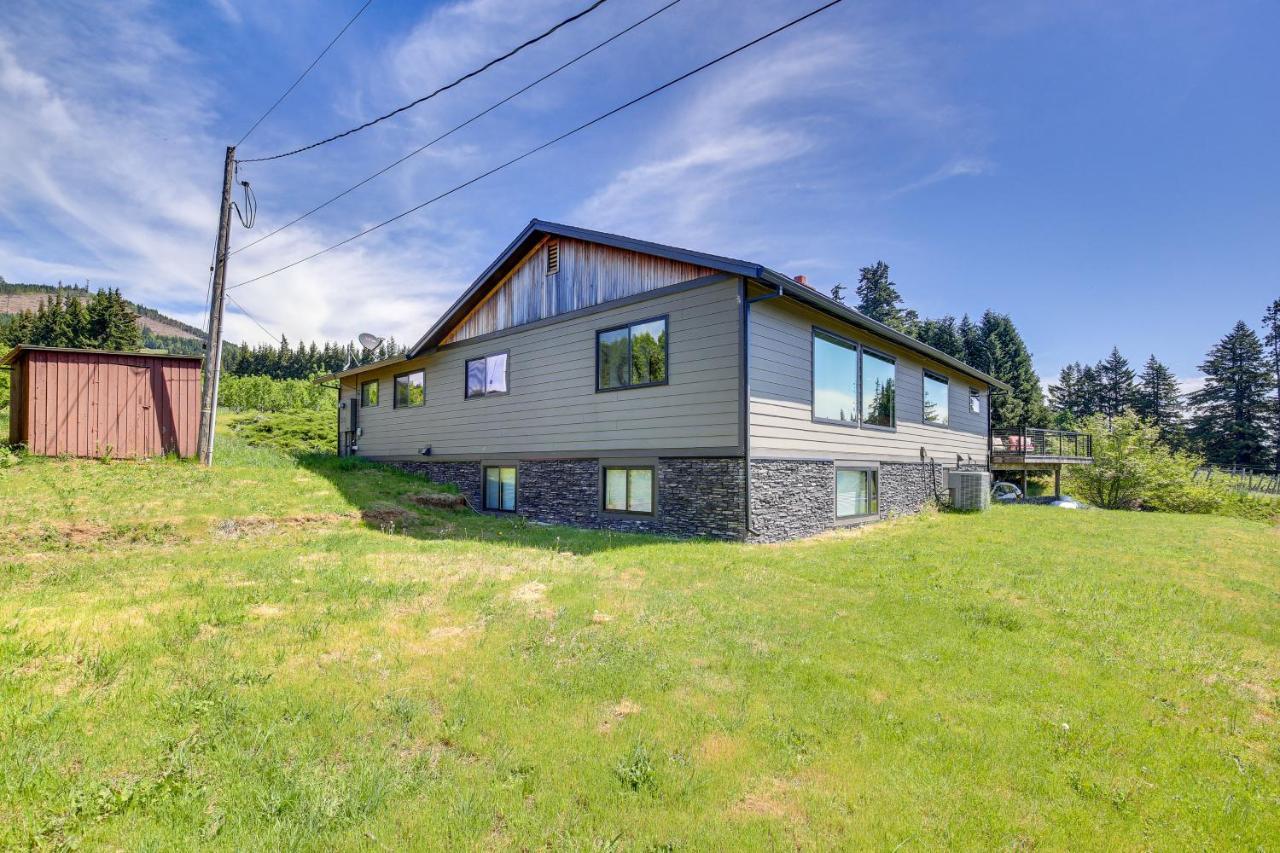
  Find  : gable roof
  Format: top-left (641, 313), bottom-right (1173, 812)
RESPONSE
top-left (404, 220), bottom-right (1009, 391)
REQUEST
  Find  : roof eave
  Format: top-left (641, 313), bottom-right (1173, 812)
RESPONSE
top-left (754, 269), bottom-right (1011, 392)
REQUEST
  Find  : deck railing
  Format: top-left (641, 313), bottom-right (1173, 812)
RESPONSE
top-left (990, 427), bottom-right (1093, 461)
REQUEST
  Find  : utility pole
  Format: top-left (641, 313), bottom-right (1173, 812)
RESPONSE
top-left (197, 145), bottom-right (236, 466)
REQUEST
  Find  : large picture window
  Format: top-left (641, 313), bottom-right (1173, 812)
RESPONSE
top-left (836, 468), bottom-right (878, 519)
top-left (484, 466), bottom-right (516, 512)
top-left (465, 352), bottom-right (508, 398)
top-left (393, 370), bottom-right (424, 408)
top-left (813, 330), bottom-right (858, 424)
top-left (597, 317), bottom-right (667, 391)
top-left (360, 379), bottom-right (379, 408)
top-left (861, 349), bottom-right (896, 428)
top-left (603, 466), bottom-right (654, 514)
top-left (923, 371), bottom-right (950, 426)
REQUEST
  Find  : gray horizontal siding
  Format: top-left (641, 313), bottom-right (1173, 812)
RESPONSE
top-left (342, 279), bottom-right (742, 459)
top-left (749, 294), bottom-right (990, 464)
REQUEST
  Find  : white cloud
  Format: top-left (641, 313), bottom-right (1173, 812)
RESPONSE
top-left (886, 157), bottom-right (991, 198)
top-left (0, 0), bottom-right (469, 346)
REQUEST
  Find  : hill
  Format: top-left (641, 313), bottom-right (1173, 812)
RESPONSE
top-left (0, 441), bottom-right (1276, 848)
top-left (0, 281), bottom-right (205, 343)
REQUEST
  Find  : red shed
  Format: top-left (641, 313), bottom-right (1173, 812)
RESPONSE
top-left (2, 346), bottom-right (203, 459)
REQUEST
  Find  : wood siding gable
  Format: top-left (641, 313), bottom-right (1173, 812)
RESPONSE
top-left (442, 236), bottom-right (717, 345)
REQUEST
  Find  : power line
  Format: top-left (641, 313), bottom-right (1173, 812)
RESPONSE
top-left (225, 291), bottom-right (283, 342)
top-left (231, 0), bottom-right (684, 257)
top-left (236, 0), bottom-right (374, 147)
top-left (228, 0), bottom-right (846, 292)
top-left (239, 0), bottom-right (612, 163)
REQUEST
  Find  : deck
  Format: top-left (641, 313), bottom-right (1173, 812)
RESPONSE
top-left (990, 428), bottom-right (1093, 468)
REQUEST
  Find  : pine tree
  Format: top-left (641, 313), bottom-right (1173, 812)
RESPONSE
top-left (1095, 347), bottom-right (1136, 419)
top-left (1189, 321), bottom-right (1271, 466)
top-left (64, 296), bottom-right (91, 348)
top-left (855, 261), bottom-right (916, 334)
top-left (1048, 362), bottom-right (1088, 424)
top-left (1263, 298), bottom-right (1280, 468)
top-left (1078, 364), bottom-right (1103, 417)
top-left (915, 315), bottom-right (965, 360)
top-left (829, 282), bottom-right (846, 304)
top-left (1134, 354), bottom-right (1184, 447)
top-left (103, 289), bottom-right (142, 350)
top-left (971, 311), bottom-right (1045, 428)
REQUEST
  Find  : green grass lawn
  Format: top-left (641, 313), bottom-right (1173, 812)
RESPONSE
top-left (1, 436), bottom-right (1278, 849)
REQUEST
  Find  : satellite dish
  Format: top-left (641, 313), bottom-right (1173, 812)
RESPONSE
top-left (358, 333), bottom-right (384, 353)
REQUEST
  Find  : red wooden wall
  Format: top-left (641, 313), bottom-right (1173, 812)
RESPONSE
top-left (15, 349), bottom-right (202, 459)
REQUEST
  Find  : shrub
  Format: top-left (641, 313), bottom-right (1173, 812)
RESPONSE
top-left (218, 374), bottom-right (336, 413)
top-left (227, 410), bottom-right (335, 456)
top-left (1066, 413), bottom-right (1279, 521)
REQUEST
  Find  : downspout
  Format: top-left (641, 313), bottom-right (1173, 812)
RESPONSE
top-left (742, 276), bottom-right (784, 539)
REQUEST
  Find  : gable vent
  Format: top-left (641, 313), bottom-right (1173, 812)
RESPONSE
top-left (546, 240), bottom-right (559, 275)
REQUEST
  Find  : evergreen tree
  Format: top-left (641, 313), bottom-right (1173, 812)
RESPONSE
top-left (1048, 362), bottom-right (1088, 424)
top-left (103, 289), bottom-right (142, 350)
top-left (64, 296), bottom-right (91, 348)
top-left (915, 315), bottom-right (965, 360)
top-left (1078, 364), bottom-right (1103, 417)
top-left (855, 261), bottom-right (917, 334)
top-left (1134, 354), bottom-right (1185, 447)
top-left (829, 282), bottom-right (846, 304)
top-left (968, 311), bottom-right (1045, 428)
top-left (1263, 298), bottom-right (1280, 468)
top-left (1189, 321), bottom-right (1271, 466)
top-left (1096, 347), bottom-right (1136, 419)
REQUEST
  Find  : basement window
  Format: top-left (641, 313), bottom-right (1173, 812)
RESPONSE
top-left (603, 466), bottom-right (655, 515)
top-left (360, 379), bottom-right (378, 407)
top-left (484, 466), bottom-right (517, 512)
top-left (836, 468), bottom-right (878, 519)
top-left (546, 240), bottom-right (559, 275)
top-left (465, 352), bottom-right (509, 398)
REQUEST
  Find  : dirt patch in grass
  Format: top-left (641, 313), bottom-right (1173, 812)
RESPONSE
top-left (598, 698), bottom-right (641, 733)
top-left (732, 777), bottom-right (807, 824)
top-left (213, 513), bottom-right (354, 539)
top-left (406, 492), bottom-right (466, 510)
top-left (248, 604), bottom-right (284, 618)
top-left (361, 505), bottom-right (418, 531)
top-left (2, 521), bottom-right (181, 551)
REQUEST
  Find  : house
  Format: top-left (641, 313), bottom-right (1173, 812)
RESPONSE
top-left (2, 345), bottom-right (202, 458)
top-left (320, 220), bottom-right (1011, 542)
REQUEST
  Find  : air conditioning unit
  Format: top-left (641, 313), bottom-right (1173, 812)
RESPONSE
top-left (948, 470), bottom-right (991, 511)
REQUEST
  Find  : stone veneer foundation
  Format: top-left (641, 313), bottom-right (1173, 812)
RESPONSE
top-left (391, 458), bottom-right (972, 543)
top-left (392, 457), bottom-right (745, 540)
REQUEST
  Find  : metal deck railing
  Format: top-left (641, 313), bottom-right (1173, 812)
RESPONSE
top-left (990, 427), bottom-right (1093, 462)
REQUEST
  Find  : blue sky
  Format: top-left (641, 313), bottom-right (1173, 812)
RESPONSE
top-left (1, 0), bottom-right (1276, 388)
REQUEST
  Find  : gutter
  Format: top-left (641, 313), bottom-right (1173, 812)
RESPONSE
top-left (741, 276), bottom-right (784, 539)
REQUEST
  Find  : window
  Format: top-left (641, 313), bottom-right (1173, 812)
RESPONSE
top-left (394, 370), bottom-right (424, 408)
top-left (812, 330), bottom-right (858, 424)
top-left (360, 379), bottom-right (379, 408)
top-left (861, 349), bottom-right (896, 428)
top-left (546, 240), bottom-right (559, 275)
top-left (969, 387), bottom-right (981, 414)
top-left (603, 466), bottom-right (654, 514)
top-left (836, 468), bottom-right (878, 519)
top-left (923, 371), bottom-right (949, 426)
top-left (597, 317), bottom-right (667, 391)
top-left (465, 352), bottom-right (508, 398)
top-left (484, 466), bottom-right (516, 511)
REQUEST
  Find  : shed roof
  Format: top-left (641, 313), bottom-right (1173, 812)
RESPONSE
top-left (1, 345), bottom-right (204, 367)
